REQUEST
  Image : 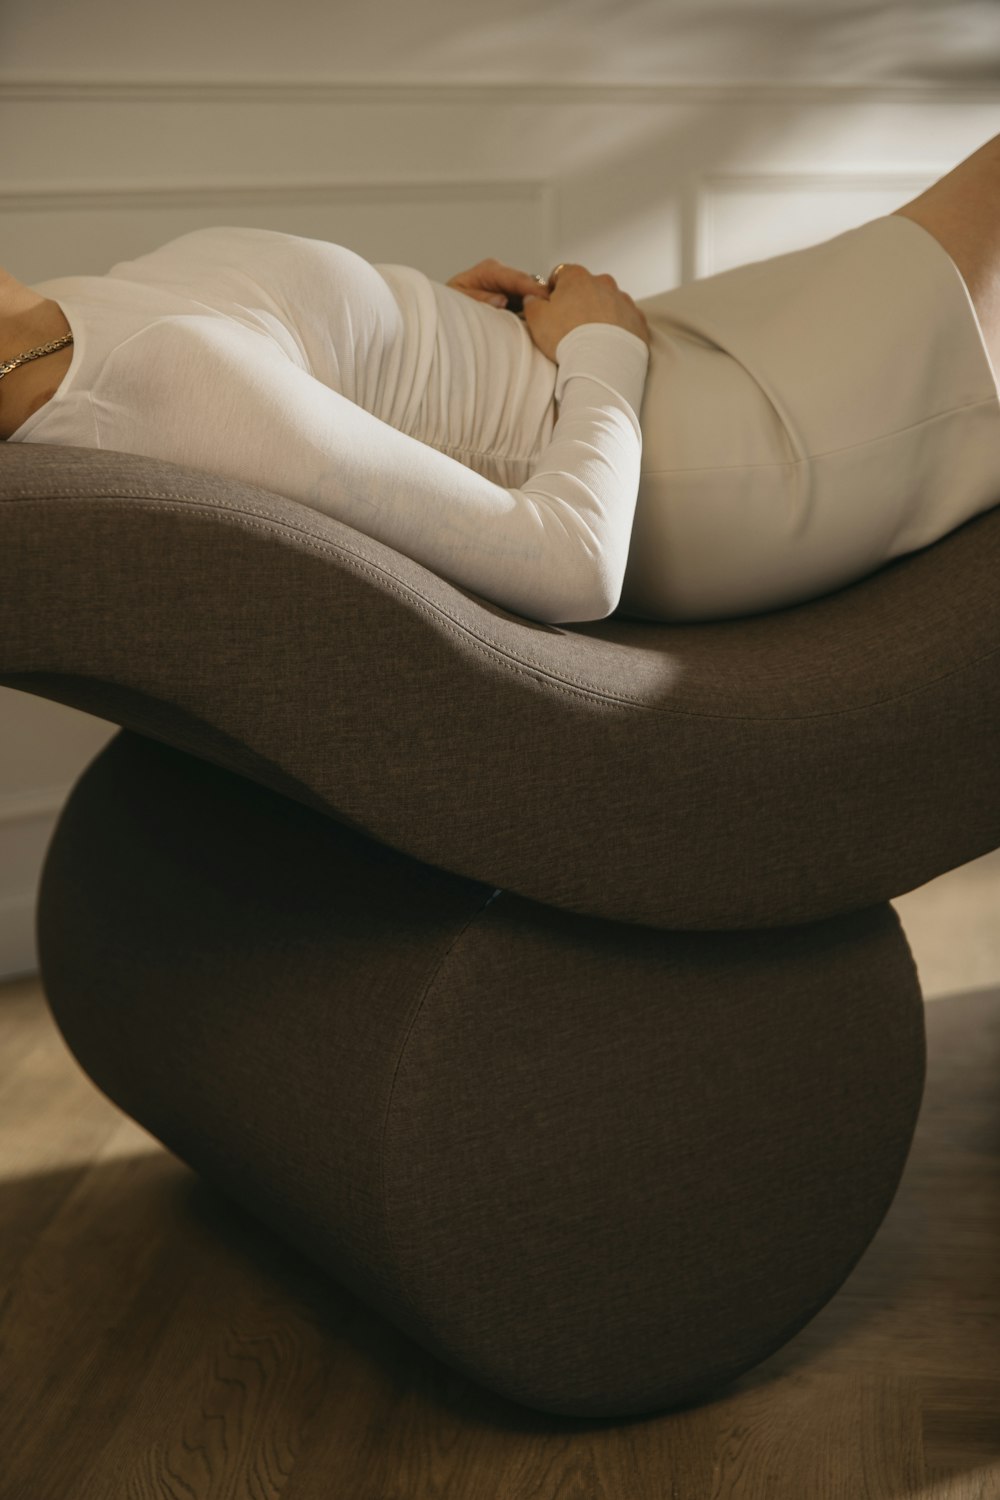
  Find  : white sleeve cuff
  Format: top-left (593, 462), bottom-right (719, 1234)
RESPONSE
top-left (553, 323), bottom-right (651, 421)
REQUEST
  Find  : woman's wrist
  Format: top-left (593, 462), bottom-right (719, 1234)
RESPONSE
top-left (553, 323), bottom-right (650, 422)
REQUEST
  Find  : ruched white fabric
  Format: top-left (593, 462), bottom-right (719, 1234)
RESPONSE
top-left (10, 226), bottom-right (649, 625)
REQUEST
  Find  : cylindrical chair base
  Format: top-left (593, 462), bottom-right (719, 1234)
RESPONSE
top-left (37, 731), bottom-right (926, 1418)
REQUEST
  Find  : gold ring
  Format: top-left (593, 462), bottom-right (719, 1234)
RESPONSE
top-left (531, 273), bottom-right (547, 286)
top-left (548, 263), bottom-right (569, 289)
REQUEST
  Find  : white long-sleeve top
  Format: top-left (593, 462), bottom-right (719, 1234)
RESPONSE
top-left (11, 225), bottom-right (650, 623)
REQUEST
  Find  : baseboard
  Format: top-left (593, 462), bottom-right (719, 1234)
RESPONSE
top-left (0, 892), bottom-right (39, 981)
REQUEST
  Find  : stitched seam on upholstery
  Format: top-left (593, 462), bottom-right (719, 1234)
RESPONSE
top-left (12, 492), bottom-right (1000, 721)
top-left (378, 887), bottom-right (498, 1311)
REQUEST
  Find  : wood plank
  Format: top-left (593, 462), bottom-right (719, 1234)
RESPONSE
top-left (1, 978), bottom-right (997, 1498)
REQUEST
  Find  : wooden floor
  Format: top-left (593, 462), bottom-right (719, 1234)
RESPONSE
top-left (1, 976), bottom-right (998, 1500)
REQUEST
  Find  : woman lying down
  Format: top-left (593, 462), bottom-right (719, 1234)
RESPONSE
top-left (2, 134), bottom-right (999, 626)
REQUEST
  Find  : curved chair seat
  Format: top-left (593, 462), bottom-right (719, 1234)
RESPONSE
top-left (2, 440), bottom-right (997, 1417)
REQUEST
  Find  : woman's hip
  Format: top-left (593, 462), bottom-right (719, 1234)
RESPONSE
top-left (620, 214), bottom-right (1000, 621)
top-left (620, 399), bottom-right (1000, 621)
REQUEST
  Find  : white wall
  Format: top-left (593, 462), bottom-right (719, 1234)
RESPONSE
top-left (1, 0), bottom-right (996, 87)
top-left (1, 1), bottom-right (998, 979)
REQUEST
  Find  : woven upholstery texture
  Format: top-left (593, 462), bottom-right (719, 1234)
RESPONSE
top-left (3, 441), bottom-right (1000, 929)
top-left (36, 730), bottom-right (926, 1417)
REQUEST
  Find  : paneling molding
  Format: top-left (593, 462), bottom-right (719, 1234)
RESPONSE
top-left (700, 168), bottom-right (946, 192)
top-left (691, 167), bottom-right (941, 279)
top-left (0, 177), bottom-right (552, 215)
top-left (2, 79), bottom-right (998, 105)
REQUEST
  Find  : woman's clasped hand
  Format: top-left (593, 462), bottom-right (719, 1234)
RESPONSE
top-left (446, 257), bottom-right (651, 363)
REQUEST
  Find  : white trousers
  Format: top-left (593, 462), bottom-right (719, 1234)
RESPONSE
top-left (621, 214), bottom-right (1000, 621)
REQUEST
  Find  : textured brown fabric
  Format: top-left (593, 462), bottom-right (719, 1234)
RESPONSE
top-left (37, 731), bottom-right (496, 1317)
top-left (3, 441), bottom-right (999, 929)
top-left (37, 731), bottom-right (926, 1418)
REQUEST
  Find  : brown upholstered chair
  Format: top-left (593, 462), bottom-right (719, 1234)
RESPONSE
top-left (3, 438), bottom-right (998, 1418)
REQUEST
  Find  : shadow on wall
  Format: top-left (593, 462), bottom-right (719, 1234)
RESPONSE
top-left (418, 0), bottom-right (1000, 87)
top-left (422, 0), bottom-right (998, 292)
